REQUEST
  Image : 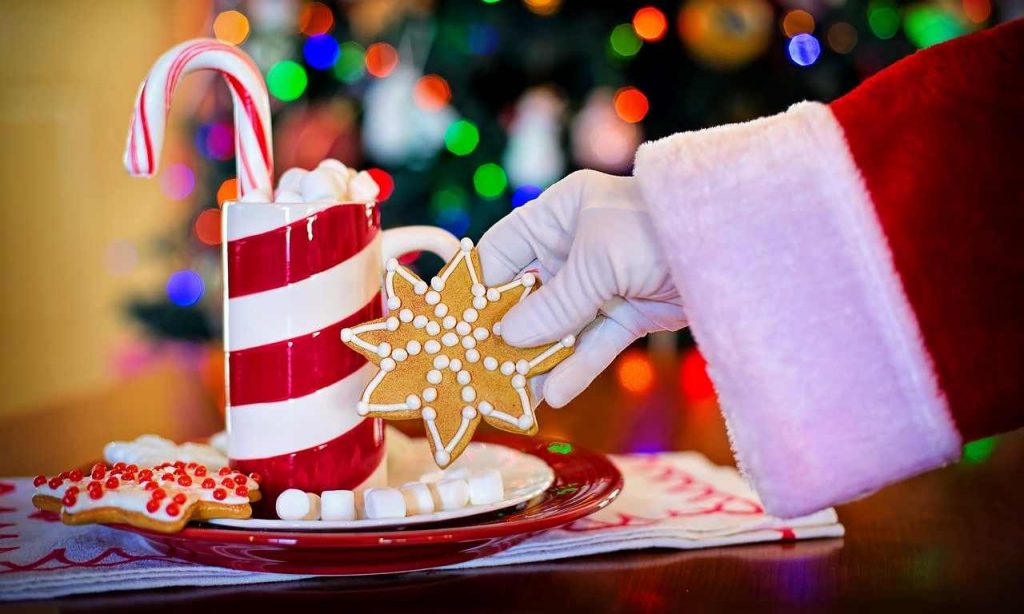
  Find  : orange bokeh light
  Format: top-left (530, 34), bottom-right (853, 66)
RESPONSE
top-left (616, 349), bottom-right (655, 394)
top-left (194, 209), bottom-right (222, 246)
top-left (781, 10), bottom-right (815, 38)
top-left (414, 74), bottom-right (452, 111)
top-left (614, 86), bottom-right (649, 123)
top-left (679, 348), bottom-right (715, 402)
top-left (213, 10), bottom-right (250, 45)
top-left (216, 178), bottom-right (238, 207)
top-left (962, 0), bottom-right (991, 24)
top-left (365, 42), bottom-right (399, 78)
top-left (632, 6), bottom-right (668, 42)
top-left (298, 2), bottom-right (334, 36)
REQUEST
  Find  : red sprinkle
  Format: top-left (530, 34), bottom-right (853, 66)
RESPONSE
top-left (91, 468), bottom-right (105, 480)
top-left (173, 461), bottom-right (185, 469)
top-left (126, 464), bottom-right (138, 473)
top-left (165, 503), bottom-right (181, 517)
top-left (33, 475), bottom-right (46, 487)
top-left (161, 474), bottom-right (175, 481)
top-left (90, 463), bottom-right (105, 474)
top-left (194, 466), bottom-right (207, 477)
top-left (221, 478), bottom-right (235, 488)
top-left (173, 466), bottom-right (187, 475)
top-left (144, 481), bottom-right (158, 491)
top-left (138, 469), bottom-right (153, 481)
top-left (212, 488), bottom-right (227, 501)
top-left (248, 472), bottom-right (262, 484)
top-left (121, 472), bottom-right (136, 482)
top-left (62, 491), bottom-right (77, 506)
top-left (202, 478), bottom-right (216, 489)
top-left (233, 475), bottom-right (247, 485)
top-left (87, 480), bottom-right (102, 491)
top-left (187, 462), bottom-right (197, 469)
top-left (113, 462), bottom-right (126, 471)
top-left (146, 500), bottom-right (160, 513)
top-left (105, 477), bottom-right (119, 489)
top-left (69, 468), bottom-right (83, 481)
top-left (177, 475), bottom-right (193, 487)
top-left (218, 466), bottom-right (232, 476)
top-left (66, 486), bottom-right (80, 496)
top-left (88, 488), bottom-right (103, 500)
top-left (58, 471), bottom-right (69, 480)
top-left (48, 477), bottom-right (62, 490)
top-left (151, 488), bottom-right (166, 500)
top-left (173, 493), bottom-right (187, 505)
top-left (235, 486), bottom-right (248, 497)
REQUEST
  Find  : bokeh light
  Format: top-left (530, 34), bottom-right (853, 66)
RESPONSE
top-left (196, 122), bottom-right (234, 160)
top-left (213, 10), bottom-right (250, 45)
top-left (468, 23), bottom-right (500, 55)
top-left (431, 186), bottom-right (471, 236)
top-left (616, 349), bottom-right (654, 394)
top-left (512, 185), bottom-right (542, 208)
top-left (781, 10), bottom-right (815, 38)
top-left (525, 0), bottom-right (561, 16)
top-left (303, 34), bottom-right (340, 70)
top-left (160, 163), bottom-right (195, 200)
top-left (365, 42), bottom-right (399, 78)
top-left (266, 60), bottom-right (308, 101)
top-left (679, 348), bottom-right (715, 402)
top-left (445, 119), bottom-right (480, 156)
top-left (194, 209), bottom-right (222, 246)
top-left (298, 2), bottom-right (334, 36)
top-left (414, 74), bottom-right (452, 111)
top-left (609, 23), bottom-right (643, 58)
top-left (613, 87), bottom-right (649, 123)
top-left (904, 5), bottom-right (969, 49)
top-left (166, 270), bottom-right (205, 307)
top-left (962, 0), bottom-right (991, 24)
top-left (217, 178), bottom-right (238, 207)
top-left (962, 436), bottom-right (996, 464)
top-left (788, 33), bottom-right (821, 66)
top-left (868, 0), bottom-right (901, 40)
top-left (473, 163), bottom-right (508, 199)
top-left (367, 168), bottom-right (395, 201)
top-left (333, 42), bottom-right (366, 83)
top-left (827, 22), bottom-right (858, 54)
top-left (632, 7), bottom-right (668, 42)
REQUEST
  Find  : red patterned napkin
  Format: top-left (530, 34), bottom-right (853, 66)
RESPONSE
top-left (0, 453), bottom-right (842, 601)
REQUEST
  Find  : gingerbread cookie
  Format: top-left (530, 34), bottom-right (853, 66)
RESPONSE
top-left (32, 462), bottom-right (261, 533)
top-left (341, 238), bottom-right (574, 467)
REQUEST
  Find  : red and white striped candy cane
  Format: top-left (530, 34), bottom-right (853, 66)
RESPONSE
top-left (124, 38), bottom-right (274, 200)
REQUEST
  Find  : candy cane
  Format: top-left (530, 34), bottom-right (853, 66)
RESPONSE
top-left (124, 39), bottom-right (274, 200)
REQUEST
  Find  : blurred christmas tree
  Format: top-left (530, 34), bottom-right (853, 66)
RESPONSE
top-left (126, 0), bottom-right (1010, 343)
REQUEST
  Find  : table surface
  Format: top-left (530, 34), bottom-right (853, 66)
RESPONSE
top-left (1, 352), bottom-right (1021, 611)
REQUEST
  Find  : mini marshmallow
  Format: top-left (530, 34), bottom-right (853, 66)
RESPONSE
top-left (400, 482), bottom-right (435, 516)
top-left (300, 168), bottom-right (343, 202)
top-left (277, 168), bottom-right (308, 193)
top-left (276, 488), bottom-right (320, 520)
top-left (363, 487), bottom-right (407, 519)
top-left (419, 470), bottom-right (445, 483)
top-left (429, 478), bottom-right (470, 511)
top-left (349, 170), bottom-right (381, 202)
top-left (468, 469), bottom-right (504, 506)
top-left (321, 490), bottom-right (357, 521)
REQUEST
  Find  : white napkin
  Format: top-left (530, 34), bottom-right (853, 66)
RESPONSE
top-left (0, 452), bottom-right (842, 601)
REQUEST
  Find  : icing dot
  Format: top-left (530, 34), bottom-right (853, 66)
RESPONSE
top-left (387, 296), bottom-right (401, 310)
top-left (500, 361), bottom-right (515, 376)
top-left (434, 449), bottom-right (450, 466)
top-left (473, 296), bottom-right (487, 310)
top-left (433, 355), bottom-right (450, 369)
top-left (486, 288), bottom-right (500, 302)
top-left (465, 349), bottom-right (480, 363)
top-left (471, 284), bottom-right (485, 297)
top-left (357, 402), bottom-right (369, 415)
top-left (449, 358), bottom-right (463, 372)
top-left (493, 322), bottom-right (503, 336)
top-left (512, 374), bottom-right (526, 389)
top-left (406, 394), bottom-right (421, 410)
top-left (377, 343), bottom-right (392, 358)
top-left (386, 258), bottom-right (399, 272)
top-left (392, 348), bottom-right (409, 362)
top-left (562, 334), bottom-right (576, 347)
top-left (456, 321), bottom-right (471, 336)
top-left (517, 413), bottom-right (534, 429)
top-left (414, 281), bottom-right (428, 295)
top-left (386, 317), bottom-right (400, 331)
top-left (407, 340), bottom-right (422, 355)
top-left (479, 401), bottom-right (494, 415)
top-left (426, 321), bottom-right (441, 336)
top-left (381, 358), bottom-right (397, 372)
top-left (413, 315), bottom-right (428, 329)
top-left (442, 332), bottom-right (459, 347)
top-left (340, 328), bottom-right (353, 342)
top-left (462, 387), bottom-right (476, 402)
top-left (431, 277), bottom-right (445, 291)
top-left (460, 237), bottom-right (474, 251)
top-left (422, 407), bottom-right (437, 421)
top-left (516, 359), bottom-right (530, 374)
top-left (399, 309), bottom-right (414, 322)
top-left (427, 369), bottom-right (443, 385)
top-left (521, 273), bottom-right (536, 287)
top-left (422, 387), bottom-right (438, 402)
top-left (463, 308), bottom-right (479, 323)
top-left (457, 370), bottom-right (472, 385)
top-left (483, 357), bottom-right (498, 370)
top-left (425, 291), bottom-right (440, 305)
top-left (443, 315), bottom-right (457, 329)
top-left (462, 336), bottom-right (477, 349)
top-left (434, 303), bottom-right (449, 317)
top-left (473, 327), bottom-right (489, 341)
top-left (425, 340), bottom-right (441, 354)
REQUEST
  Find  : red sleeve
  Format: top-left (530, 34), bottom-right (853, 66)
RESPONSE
top-left (831, 18), bottom-right (1024, 442)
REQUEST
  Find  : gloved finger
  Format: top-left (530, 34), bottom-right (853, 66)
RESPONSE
top-left (543, 316), bottom-right (638, 408)
top-left (477, 171), bottom-right (589, 286)
top-left (500, 246), bottom-right (609, 347)
top-left (527, 372), bottom-right (548, 410)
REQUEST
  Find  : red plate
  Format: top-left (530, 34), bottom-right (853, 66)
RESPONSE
top-left (110, 435), bottom-right (622, 575)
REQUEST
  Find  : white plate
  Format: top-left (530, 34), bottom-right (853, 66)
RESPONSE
top-left (207, 436), bottom-right (555, 531)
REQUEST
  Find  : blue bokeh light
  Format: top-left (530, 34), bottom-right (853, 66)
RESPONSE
top-left (788, 33), bottom-right (821, 67)
top-left (166, 270), bottom-right (205, 307)
top-left (468, 23), bottom-right (499, 55)
top-left (512, 185), bottom-right (543, 208)
top-left (303, 35), bottom-right (340, 70)
top-left (435, 208), bottom-right (471, 237)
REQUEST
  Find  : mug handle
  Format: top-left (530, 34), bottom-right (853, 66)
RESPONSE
top-left (380, 225), bottom-right (461, 265)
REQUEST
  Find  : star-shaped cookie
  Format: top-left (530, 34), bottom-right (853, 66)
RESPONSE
top-left (341, 238), bottom-right (575, 467)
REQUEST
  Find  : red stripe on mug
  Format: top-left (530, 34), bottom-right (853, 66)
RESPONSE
top-left (227, 203), bottom-right (381, 299)
top-left (231, 417), bottom-right (385, 515)
top-left (228, 293), bottom-right (382, 406)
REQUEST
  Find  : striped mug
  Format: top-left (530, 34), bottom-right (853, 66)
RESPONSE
top-left (222, 198), bottom-right (459, 510)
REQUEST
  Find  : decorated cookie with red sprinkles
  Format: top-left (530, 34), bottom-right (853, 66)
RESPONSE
top-left (31, 462), bottom-right (261, 533)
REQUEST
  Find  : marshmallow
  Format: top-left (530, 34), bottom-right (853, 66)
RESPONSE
top-left (400, 482), bottom-right (435, 516)
top-left (348, 170), bottom-right (380, 202)
top-left (419, 470), bottom-right (445, 483)
top-left (300, 168), bottom-right (342, 202)
top-left (321, 490), bottom-right (357, 521)
top-left (276, 488), bottom-right (320, 520)
top-left (277, 168), bottom-right (308, 193)
top-left (468, 469), bottom-right (505, 506)
top-left (444, 467), bottom-right (471, 480)
top-left (429, 478), bottom-right (470, 511)
top-left (363, 487), bottom-right (407, 519)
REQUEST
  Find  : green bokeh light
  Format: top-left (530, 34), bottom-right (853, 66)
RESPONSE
top-left (547, 442), bottom-right (573, 455)
top-left (445, 120), bottom-right (480, 156)
top-left (473, 163), bottom-right (507, 199)
top-left (430, 185), bottom-right (469, 215)
top-left (267, 60), bottom-right (308, 101)
top-left (868, 1), bottom-right (901, 40)
top-left (962, 437), bottom-right (996, 464)
top-left (904, 6), bottom-right (968, 49)
top-left (333, 42), bottom-right (366, 83)
top-left (609, 23), bottom-right (643, 58)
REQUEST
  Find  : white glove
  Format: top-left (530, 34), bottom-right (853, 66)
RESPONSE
top-left (477, 170), bottom-right (687, 407)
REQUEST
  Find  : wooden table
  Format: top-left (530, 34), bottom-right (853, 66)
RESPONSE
top-left (1, 353), bottom-right (1022, 611)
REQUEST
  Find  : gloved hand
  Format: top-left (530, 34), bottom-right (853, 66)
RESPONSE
top-left (477, 170), bottom-right (687, 407)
